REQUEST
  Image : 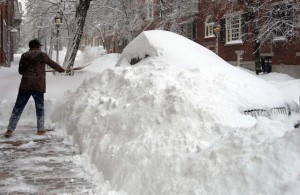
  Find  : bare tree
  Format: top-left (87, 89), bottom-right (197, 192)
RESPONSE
top-left (158, 0), bottom-right (199, 29)
top-left (21, 0), bottom-right (69, 51)
top-left (63, 0), bottom-right (92, 69)
top-left (87, 0), bottom-right (146, 44)
top-left (240, 0), bottom-right (300, 74)
top-left (22, 0), bottom-right (93, 69)
top-left (84, 0), bottom-right (200, 51)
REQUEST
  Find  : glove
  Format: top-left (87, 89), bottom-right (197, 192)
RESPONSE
top-left (58, 68), bottom-right (65, 73)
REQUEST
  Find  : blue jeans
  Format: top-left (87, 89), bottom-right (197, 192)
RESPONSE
top-left (7, 90), bottom-right (44, 131)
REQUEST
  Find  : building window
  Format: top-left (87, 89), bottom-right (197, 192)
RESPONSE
top-left (226, 13), bottom-right (242, 43)
top-left (205, 16), bottom-right (215, 38)
top-left (270, 3), bottom-right (293, 41)
top-left (147, 0), bottom-right (154, 20)
top-left (181, 21), bottom-right (196, 41)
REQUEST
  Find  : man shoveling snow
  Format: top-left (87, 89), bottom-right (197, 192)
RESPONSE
top-left (4, 39), bottom-right (65, 137)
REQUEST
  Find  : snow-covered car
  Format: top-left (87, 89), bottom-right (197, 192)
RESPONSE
top-left (116, 30), bottom-right (298, 119)
top-left (57, 30), bottom-right (300, 195)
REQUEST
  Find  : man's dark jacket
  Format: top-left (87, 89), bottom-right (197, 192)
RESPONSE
top-left (19, 49), bottom-right (64, 93)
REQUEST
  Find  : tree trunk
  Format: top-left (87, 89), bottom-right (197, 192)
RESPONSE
top-left (250, 18), bottom-right (262, 74)
top-left (253, 38), bottom-right (261, 75)
top-left (250, 16), bottom-right (261, 74)
top-left (246, 1), bottom-right (262, 75)
top-left (63, 0), bottom-right (91, 69)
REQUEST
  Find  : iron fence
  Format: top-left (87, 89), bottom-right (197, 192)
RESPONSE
top-left (242, 107), bottom-right (295, 118)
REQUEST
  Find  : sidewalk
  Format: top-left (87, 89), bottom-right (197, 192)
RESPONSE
top-left (0, 126), bottom-right (95, 194)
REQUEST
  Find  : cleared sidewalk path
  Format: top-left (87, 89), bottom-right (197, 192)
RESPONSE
top-left (0, 126), bottom-right (94, 194)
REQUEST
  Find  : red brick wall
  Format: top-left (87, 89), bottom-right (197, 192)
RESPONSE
top-left (197, 0), bottom-right (300, 68)
top-left (272, 39), bottom-right (300, 65)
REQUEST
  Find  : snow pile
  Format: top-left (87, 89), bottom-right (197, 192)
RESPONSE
top-left (116, 30), bottom-right (297, 112)
top-left (54, 30), bottom-right (300, 194)
top-left (259, 73), bottom-right (300, 105)
top-left (84, 53), bottom-right (120, 73)
top-left (260, 72), bottom-right (295, 82)
top-left (73, 46), bottom-right (108, 68)
top-left (276, 79), bottom-right (300, 105)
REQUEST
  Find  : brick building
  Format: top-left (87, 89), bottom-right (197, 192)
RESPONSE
top-left (87, 0), bottom-right (300, 78)
top-left (197, 0), bottom-right (300, 78)
top-left (0, 0), bottom-right (22, 67)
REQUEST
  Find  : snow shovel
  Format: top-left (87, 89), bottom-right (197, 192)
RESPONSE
top-left (45, 63), bottom-right (91, 72)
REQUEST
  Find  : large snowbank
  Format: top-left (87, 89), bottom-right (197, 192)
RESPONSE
top-left (53, 30), bottom-right (300, 194)
top-left (116, 30), bottom-right (297, 112)
top-left (259, 72), bottom-right (300, 105)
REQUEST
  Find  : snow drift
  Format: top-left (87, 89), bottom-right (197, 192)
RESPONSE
top-left (116, 30), bottom-right (298, 113)
top-left (54, 30), bottom-right (300, 194)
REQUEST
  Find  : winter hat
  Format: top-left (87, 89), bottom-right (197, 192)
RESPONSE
top-left (29, 39), bottom-right (43, 49)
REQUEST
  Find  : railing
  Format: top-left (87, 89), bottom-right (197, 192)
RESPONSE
top-left (242, 107), bottom-right (294, 118)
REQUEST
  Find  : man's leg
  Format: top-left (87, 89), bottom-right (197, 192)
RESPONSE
top-left (32, 91), bottom-right (44, 131)
top-left (7, 90), bottom-right (31, 131)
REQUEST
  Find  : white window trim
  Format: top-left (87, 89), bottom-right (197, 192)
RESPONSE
top-left (205, 15), bottom-right (215, 38)
top-left (225, 40), bottom-right (243, 45)
top-left (225, 12), bottom-right (243, 44)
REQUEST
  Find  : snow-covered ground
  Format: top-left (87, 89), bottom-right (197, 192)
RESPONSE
top-left (1, 30), bottom-right (300, 195)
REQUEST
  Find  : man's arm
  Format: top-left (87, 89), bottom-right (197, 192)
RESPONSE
top-left (43, 53), bottom-right (65, 72)
top-left (18, 54), bottom-right (25, 75)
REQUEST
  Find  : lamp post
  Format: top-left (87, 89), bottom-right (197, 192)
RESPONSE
top-left (54, 12), bottom-right (62, 63)
top-left (213, 23), bottom-right (221, 55)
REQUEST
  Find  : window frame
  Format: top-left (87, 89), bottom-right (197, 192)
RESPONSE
top-left (205, 15), bottom-right (215, 38)
top-left (181, 21), bottom-right (195, 40)
top-left (225, 12), bottom-right (243, 44)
